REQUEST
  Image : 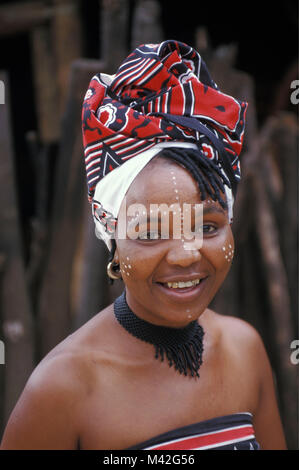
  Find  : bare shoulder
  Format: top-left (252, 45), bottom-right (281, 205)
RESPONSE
top-left (24, 306), bottom-right (112, 395)
top-left (0, 348), bottom-right (85, 449)
top-left (24, 342), bottom-right (93, 401)
top-left (15, 303), bottom-right (115, 405)
top-left (203, 309), bottom-right (270, 389)
top-left (0, 306), bottom-right (113, 450)
top-left (206, 309), bottom-right (266, 357)
top-left (204, 309), bottom-right (287, 449)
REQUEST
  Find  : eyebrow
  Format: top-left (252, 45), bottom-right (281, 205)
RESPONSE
top-left (203, 206), bottom-right (226, 215)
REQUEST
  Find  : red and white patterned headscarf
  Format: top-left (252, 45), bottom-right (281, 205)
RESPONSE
top-left (82, 40), bottom-right (248, 249)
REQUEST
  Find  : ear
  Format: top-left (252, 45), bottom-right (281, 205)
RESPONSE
top-left (113, 247), bottom-right (120, 264)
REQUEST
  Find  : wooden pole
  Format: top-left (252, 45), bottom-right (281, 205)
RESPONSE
top-left (52, 0), bottom-right (82, 116)
top-left (101, 0), bottom-right (130, 71)
top-left (131, 0), bottom-right (164, 49)
top-left (0, 1), bottom-right (52, 36)
top-left (30, 24), bottom-right (60, 143)
top-left (0, 72), bottom-right (35, 431)
top-left (36, 59), bottom-right (104, 358)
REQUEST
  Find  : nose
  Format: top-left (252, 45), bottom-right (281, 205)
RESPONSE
top-left (166, 239), bottom-right (202, 268)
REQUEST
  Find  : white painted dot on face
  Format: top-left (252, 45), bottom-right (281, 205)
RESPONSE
top-left (222, 246), bottom-right (226, 251)
top-left (126, 272), bottom-right (130, 276)
top-left (128, 264), bottom-right (131, 268)
top-left (187, 314), bottom-right (192, 319)
top-left (126, 256), bottom-right (130, 260)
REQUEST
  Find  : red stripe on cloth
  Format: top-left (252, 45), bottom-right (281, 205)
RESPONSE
top-left (147, 425), bottom-right (254, 450)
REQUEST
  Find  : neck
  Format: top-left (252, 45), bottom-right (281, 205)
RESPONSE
top-left (125, 287), bottom-right (197, 329)
top-left (114, 289), bottom-right (205, 378)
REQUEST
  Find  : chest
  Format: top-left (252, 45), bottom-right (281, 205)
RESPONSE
top-left (76, 348), bottom-right (256, 449)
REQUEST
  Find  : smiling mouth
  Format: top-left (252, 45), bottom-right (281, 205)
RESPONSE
top-left (161, 279), bottom-right (202, 289)
top-left (155, 277), bottom-right (207, 295)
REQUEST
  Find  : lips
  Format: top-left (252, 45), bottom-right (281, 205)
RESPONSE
top-left (155, 273), bottom-right (207, 284)
top-left (154, 275), bottom-right (209, 302)
top-left (165, 278), bottom-right (201, 289)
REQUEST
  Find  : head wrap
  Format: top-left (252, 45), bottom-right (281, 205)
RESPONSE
top-left (82, 40), bottom-right (248, 250)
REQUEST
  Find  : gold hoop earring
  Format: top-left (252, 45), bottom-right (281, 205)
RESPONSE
top-left (107, 261), bottom-right (122, 280)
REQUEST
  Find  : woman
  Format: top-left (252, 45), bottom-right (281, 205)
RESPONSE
top-left (1, 40), bottom-right (286, 450)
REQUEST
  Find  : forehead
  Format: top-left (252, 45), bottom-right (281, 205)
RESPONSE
top-left (124, 155), bottom-right (201, 206)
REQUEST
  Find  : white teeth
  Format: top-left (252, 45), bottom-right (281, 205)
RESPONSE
top-left (166, 279), bottom-right (201, 289)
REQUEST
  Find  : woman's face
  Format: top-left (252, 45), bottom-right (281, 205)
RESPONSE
top-left (114, 156), bottom-right (234, 327)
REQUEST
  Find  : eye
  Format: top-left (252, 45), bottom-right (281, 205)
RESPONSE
top-left (202, 224), bottom-right (217, 234)
top-left (137, 231), bottom-right (161, 240)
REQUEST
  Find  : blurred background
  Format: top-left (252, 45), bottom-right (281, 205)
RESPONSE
top-left (0, 0), bottom-right (298, 448)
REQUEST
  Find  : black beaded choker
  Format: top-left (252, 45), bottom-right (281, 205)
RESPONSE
top-left (114, 290), bottom-right (204, 378)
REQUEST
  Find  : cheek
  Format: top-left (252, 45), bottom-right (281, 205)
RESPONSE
top-left (221, 240), bottom-right (235, 264)
top-left (219, 232), bottom-right (235, 268)
top-left (204, 229), bottom-right (235, 271)
top-left (117, 241), bottom-right (160, 282)
top-left (119, 255), bottom-right (133, 279)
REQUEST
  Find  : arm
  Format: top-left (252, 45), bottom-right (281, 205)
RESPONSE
top-left (0, 355), bottom-right (81, 450)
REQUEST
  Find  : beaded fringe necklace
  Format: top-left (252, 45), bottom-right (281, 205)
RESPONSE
top-left (114, 291), bottom-right (204, 378)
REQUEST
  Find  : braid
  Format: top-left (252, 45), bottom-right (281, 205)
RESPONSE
top-left (161, 147), bottom-right (230, 209)
top-left (164, 149), bottom-right (208, 200)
